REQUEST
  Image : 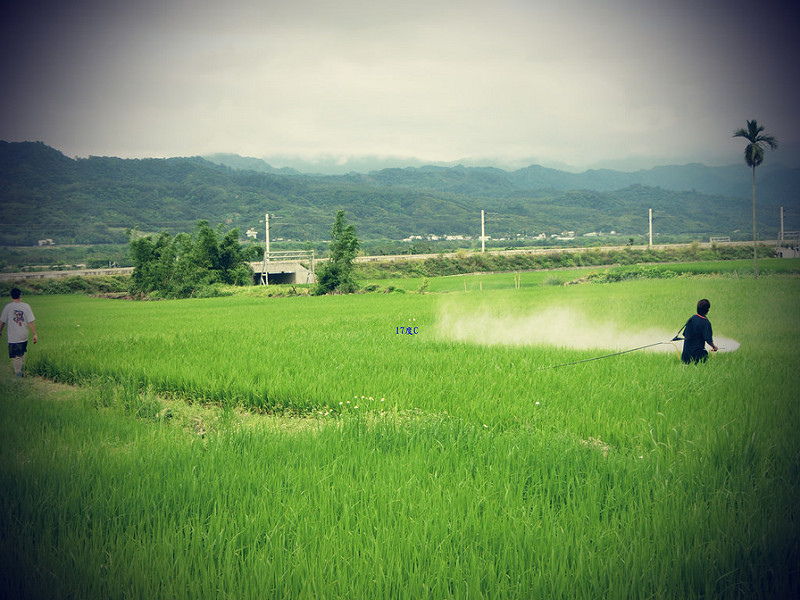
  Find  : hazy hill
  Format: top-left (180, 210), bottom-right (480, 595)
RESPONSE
top-left (204, 153), bottom-right (302, 176)
top-left (204, 150), bottom-right (797, 201)
top-left (1, 141), bottom-right (797, 247)
top-left (360, 161), bottom-right (795, 201)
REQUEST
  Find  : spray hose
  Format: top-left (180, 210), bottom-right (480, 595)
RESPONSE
top-left (538, 324), bottom-right (689, 370)
top-left (537, 341), bottom-right (671, 370)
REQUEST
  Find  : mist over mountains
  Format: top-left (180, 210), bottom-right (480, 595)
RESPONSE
top-left (1, 141), bottom-right (798, 247)
top-left (209, 141), bottom-right (800, 178)
top-left (205, 151), bottom-right (797, 200)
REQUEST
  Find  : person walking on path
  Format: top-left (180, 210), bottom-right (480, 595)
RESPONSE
top-left (0, 288), bottom-right (37, 377)
top-left (681, 298), bottom-right (717, 364)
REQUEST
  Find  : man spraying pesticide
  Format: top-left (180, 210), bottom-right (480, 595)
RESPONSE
top-left (536, 298), bottom-right (729, 370)
top-left (677, 298), bottom-right (718, 364)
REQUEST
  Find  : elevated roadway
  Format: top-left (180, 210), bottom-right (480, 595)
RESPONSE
top-left (350, 241), bottom-right (761, 263)
top-left (0, 240), bottom-right (773, 281)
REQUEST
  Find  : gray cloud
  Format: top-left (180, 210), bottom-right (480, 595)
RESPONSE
top-left (1, 0), bottom-right (796, 169)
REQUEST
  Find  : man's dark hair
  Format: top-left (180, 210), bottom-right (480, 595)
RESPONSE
top-left (10, 288), bottom-right (21, 299)
top-left (697, 298), bottom-right (710, 316)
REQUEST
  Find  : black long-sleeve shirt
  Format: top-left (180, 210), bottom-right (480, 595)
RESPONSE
top-left (681, 314), bottom-right (714, 364)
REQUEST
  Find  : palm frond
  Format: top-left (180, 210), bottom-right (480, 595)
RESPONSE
top-left (733, 119), bottom-right (777, 166)
top-left (743, 143), bottom-right (764, 168)
top-left (732, 127), bottom-right (748, 139)
top-left (748, 119), bottom-right (765, 137)
top-left (757, 133), bottom-right (778, 150)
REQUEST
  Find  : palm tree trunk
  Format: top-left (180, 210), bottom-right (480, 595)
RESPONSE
top-left (752, 165), bottom-right (758, 278)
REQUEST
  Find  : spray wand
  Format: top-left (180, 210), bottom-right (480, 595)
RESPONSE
top-left (537, 341), bottom-right (672, 370)
top-left (538, 323), bottom-right (690, 370)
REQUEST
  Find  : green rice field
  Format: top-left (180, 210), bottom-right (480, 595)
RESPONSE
top-left (1, 261), bottom-right (798, 598)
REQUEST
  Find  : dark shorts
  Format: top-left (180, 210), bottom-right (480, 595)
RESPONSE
top-left (9, 341), bottom-right (27, 359)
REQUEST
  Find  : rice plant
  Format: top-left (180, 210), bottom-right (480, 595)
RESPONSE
top-left (0, 268), bottom-right (797, 598)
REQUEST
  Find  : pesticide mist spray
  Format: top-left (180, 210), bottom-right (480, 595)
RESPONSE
top-left (435, 304), bottom-right (739, 353)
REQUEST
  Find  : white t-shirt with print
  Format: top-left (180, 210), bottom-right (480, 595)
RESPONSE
top-left (1, 301), bottom-right (35, 344)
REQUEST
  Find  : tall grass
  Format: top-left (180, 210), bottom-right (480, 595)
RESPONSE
top-left (1, 270), bottom-right (798, 598)
top-left (25, 273), bottom-right (799, 426)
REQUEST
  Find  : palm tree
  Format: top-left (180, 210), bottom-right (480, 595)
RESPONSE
top-left (733, 119), bottom-right (778, 278)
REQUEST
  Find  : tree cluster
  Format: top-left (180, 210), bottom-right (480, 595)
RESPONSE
top-left (313, 210), bottom-right (360, 294)
top-left (128, 221), bottom-right (261, 298)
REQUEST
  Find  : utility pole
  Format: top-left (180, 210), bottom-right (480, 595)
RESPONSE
top-left (265, 213), bottom-right (271, 261)
top-left (648, 208), bottom-right (653, 247)
top-left (260, 212), bottom-right (287, 284)
top-left (780, 206), bottom-right (785, 243)
top-left (481, 209), bottom-right (486, 253)
top-left (261, 213), bottom-right (271, 285)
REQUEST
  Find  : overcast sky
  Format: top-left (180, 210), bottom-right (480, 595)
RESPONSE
top-left (1, 0), bottom-right (797, 171)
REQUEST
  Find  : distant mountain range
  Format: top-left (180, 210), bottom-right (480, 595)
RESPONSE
top-left (209, 142), bottom-right (800, 177)
top-left (205, 152), bottom-right (798, 201)
top-left (1, 141), bottom-right (797, 247)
